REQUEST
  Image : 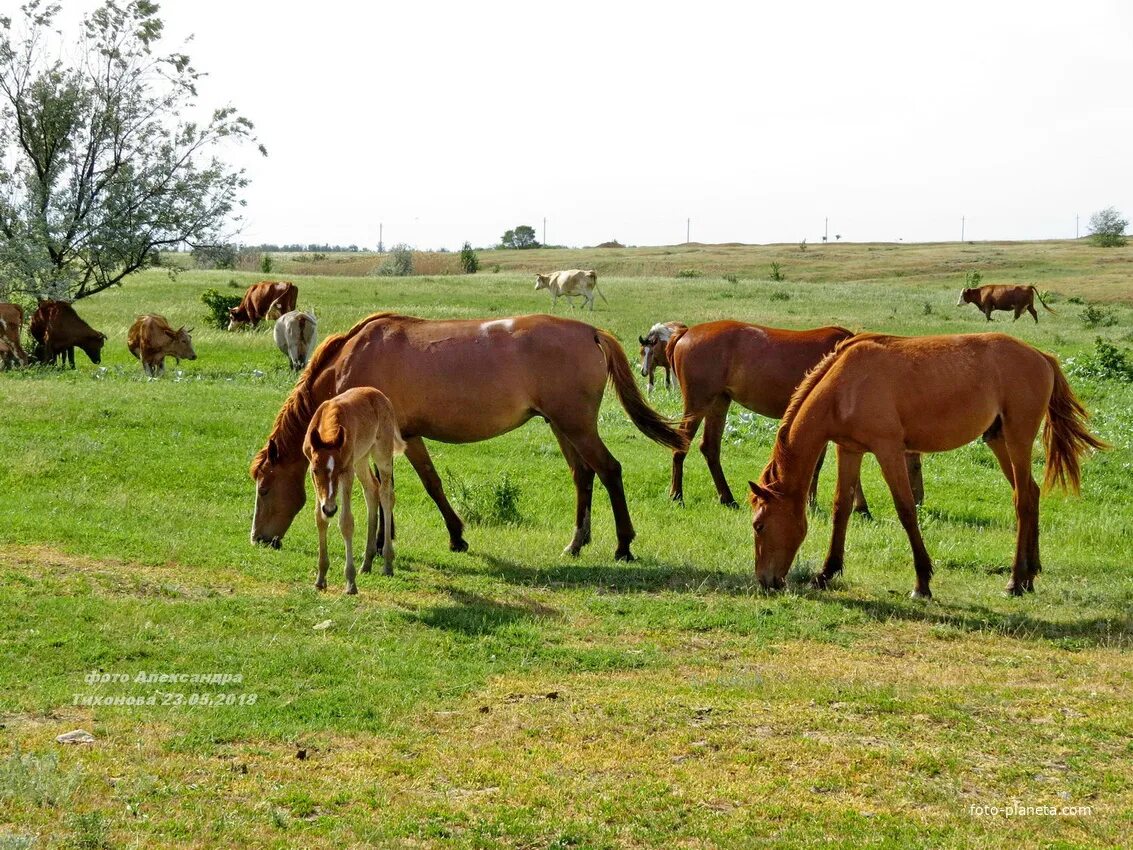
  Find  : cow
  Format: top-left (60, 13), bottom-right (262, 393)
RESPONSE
top-left (534, 269), bottom-right (607, 311)
top-left (273, 310), bottom-right (318, 371)
top-left (638, 321), bottom-right (687, 392)
top-left (227, 281), bottom-right (298, 330)
top-left (127, 314), bottom-right (197, 377)
top-left (0, 325), bottom-right (19, 370)
top-left (29, 300), bottom-right (106, 367)
top-left (0, 303), bottom-right (29, 366)
top-left (957, 284), bottom-right (1055, 323)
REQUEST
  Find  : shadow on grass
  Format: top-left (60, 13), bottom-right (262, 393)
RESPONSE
top-left (413, 586), bottom-right (560, 636)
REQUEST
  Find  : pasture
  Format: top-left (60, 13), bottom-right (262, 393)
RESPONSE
top-left (1, 242), bottom-right (1131, 848)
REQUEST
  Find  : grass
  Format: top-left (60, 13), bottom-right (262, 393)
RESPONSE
top-left (0, 247), bottom-right (1131, 847)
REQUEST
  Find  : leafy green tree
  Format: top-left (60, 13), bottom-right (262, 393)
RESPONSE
top-left (500, 224), bottom-right (539, 249)
top-left (459, 241), bottom-right (479, 273)
top-left (0, 1), bottom-right (264, 300)
top-left (1088, 207), bottom-right (1128, 247)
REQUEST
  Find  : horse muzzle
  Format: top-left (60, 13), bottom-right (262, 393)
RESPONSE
top-left (253, 534), bottom-right (282, 549)
top-left (321, 504), bottom-right (338, 518)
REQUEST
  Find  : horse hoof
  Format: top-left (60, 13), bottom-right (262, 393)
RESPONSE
top-left (1004, 583), bottom-right (1025, 597)
top-left (909, 589), bottom-right (932, 600)
top-left (614, 549), bottom-right (635, 562)
top-left (315, 582), bottom-right (327, 592)
top-left (562, 545), bottom-right (582, 557)
top-left (383, 566), bottom-right (394, 577)
top-left (450, 538), bottom-right (469, 553)
top-left (361, 564), bottom-right (372, 574)
top-left (345, 585), bottom-right (358, 596)
top-left (722, 499), bottom-right (739, 510)
top-left (811, 576), bottom-right (829, 590)
top-left (669, 492), bottom-right (684, 504)
top-left (854, 509), bottom-right (874, 521)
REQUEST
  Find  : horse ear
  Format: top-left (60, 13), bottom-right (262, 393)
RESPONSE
top-left (638, 335), bottom-right (647, 346)
top-left (268, 439), bottom-right (280, 463)
top-left (329, 427), bottom-right (345, 449)
top-left (749, 481), bottom-right (774, 501)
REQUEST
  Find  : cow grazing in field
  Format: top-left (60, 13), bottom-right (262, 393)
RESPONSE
top-left (0, 303), bottom-right (29, 366)
top-left (957, 284), bottom-right (1055, 323)
top-left (0, 326), bottom-right (19, 370)
top-left (227, 281), bottom-right (298, 330)
top-left (274, 310), bottom-right (318, 371)
top-left (534, 269), bottom-right (607, 311)
top-left (638, 321), bottom-right (687, 392)
top-left (29, 300), bottom-right (106, 367)
top-left (127, 314), bottom-right (197, 377)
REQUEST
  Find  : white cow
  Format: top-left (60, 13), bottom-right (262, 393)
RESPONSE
top-left (274, 310), bottom-right (318, 371)
top-left (534, 269), bottom-right (607, 311)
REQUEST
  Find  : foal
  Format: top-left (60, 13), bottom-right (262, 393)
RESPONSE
top-left (303, 387), bottom-right (406, 594)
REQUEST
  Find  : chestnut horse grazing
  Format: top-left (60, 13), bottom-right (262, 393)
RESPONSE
top-left (304, 387), bottom-right (406, 593)
top-left (252, 313), bottom-right (688, 560)
top-left (666, 320), bottom-right (923, 511)
top-left (748, 333), bottom-right (1106, 599)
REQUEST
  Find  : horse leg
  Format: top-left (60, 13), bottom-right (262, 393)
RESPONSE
top-left (375, 459), bottom-right (396, 576)
top-left (1003, 428), bottom-right (1041, 595)
top-left (907, 453), bottom-right (924, 507)
top-left (560, 425), bottom-right (635, 561)
top-left (809, 444), bottom-right (827, 510)
top-left (372, 463), bottom-right (396, 550)
top-left (669, 413), bottom-right (703, 503)
top-left (700, 398), bottom-right (736, 507)
top-left (339, 471), bottom-right (357, 594)
top-left (875, 447), bottom-right (934, 599)
top-left (816, 447), bottom-right (865, 589)
top-left (314, 505), bottom-right (330, 591)
top-left (402, 437), bottom-right (466, 552)
top-left (550, 425), bottom-right (595, 556)
top-left (357, 461), bottom-right (380, 574)
top-left (664, 366), bottom-right (672, 391)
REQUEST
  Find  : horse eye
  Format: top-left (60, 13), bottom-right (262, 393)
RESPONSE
top-left (754, 522), bottom-right (765, 533)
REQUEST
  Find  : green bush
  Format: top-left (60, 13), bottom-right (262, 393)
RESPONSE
top-left (261, 253), bottom-right (273, 274)
top-left (675, 269), bottom-right (702, 278)
top-left (1080, 304), bottom-right (1118, 329)
top-left (376, 244), bottom-right (413, 277)
top-left (722, 273), bottom-right (739, 284)
top-left (965, 270), bottom-right (982, 288)
top-left (450, 472), bottom-right (524, 526)
top-left (769, 290), bottom-right (790, 302)
top-left (200, 288), bottom-right (242, 329)
top-left (769, 262), bottom-right (784, 282)
top-left (1067, 338), bottom-right (1133, 382)
top-left (459, 241), bottom-right (479, 274)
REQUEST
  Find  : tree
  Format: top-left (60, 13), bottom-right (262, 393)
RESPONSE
top-left (0, 1), bottom-right (264, 301)
top-left (459, 241), bottom-right (478, 273)
top-left (1088, 207), bottom-right (1128, 247)
top-left (500, 224), bottom-right (539, 249)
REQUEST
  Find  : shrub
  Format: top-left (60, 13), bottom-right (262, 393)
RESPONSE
top-left (769, 262), bottom-right (784, 282)
top-left (1067, 338), bottom-right (1133, 382)
top-left (722, 273), bottom-right (739, 284)
top-left (769, 290), bottom-right (790, 302)
top-left (675, 268), bottom-right (702, 278)
top-left (1088, 207), bottom-right (1128, 247)
top-left (261, 253), bottom-right (273, 274)
top-left (450, 472), bottom-right (524, 526)
top-left (965, 270), bottom-right (982, 288)
top-left (922, 301), bottom-right (933, 315)
top-left (1080, 304), bottom-right (1118, 329)
top-left (459, 241), bottom-right (479, 274)
top-left (1066, 295), bottom-right (1085, 305)
top-left (376, 244), bottom-right (414, 277)
top-left (200, 288), bottom-right (242, 328)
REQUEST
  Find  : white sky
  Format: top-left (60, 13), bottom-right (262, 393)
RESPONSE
top-left (143, 1), bottom-right (1133, 248)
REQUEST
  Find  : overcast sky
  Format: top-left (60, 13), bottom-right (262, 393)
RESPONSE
top-left (145, 1), bottom-right (1133, 249)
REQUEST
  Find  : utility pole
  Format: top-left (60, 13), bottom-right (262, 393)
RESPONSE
top-left (378, 222), bottom-right (383, 253)
top-left (1076, 214), bottom-right (1079, 239)
top-left (824, 217), bottom-right (828, 242)
top-left (686, 218), bottom-right (690, 244)
top-left (543, 217), bottom-right (546, 247)
top-left (961, 216), bottom-right (965, 242)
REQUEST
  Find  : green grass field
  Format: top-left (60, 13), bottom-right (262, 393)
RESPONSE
top-left (1, 241), bottom-right (1131, 848)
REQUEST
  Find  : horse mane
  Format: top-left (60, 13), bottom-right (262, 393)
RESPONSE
top-left (250, 312), bottom-right (412, 476)
top-left (757, 333), bottom-right (881, 499)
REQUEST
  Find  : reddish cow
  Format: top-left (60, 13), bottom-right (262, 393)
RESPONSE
top-left (127, 314), bottom-right (197, 377)
top-left (957, 284), bottom-right (1055, 323)
top-left (0, 303), bottom-right (29, 366)
top-left (228, 281), bottom-right (298, 330)
top-left (29, 301), bottom-right (106, 368)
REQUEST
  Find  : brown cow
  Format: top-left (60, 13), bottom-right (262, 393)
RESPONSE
top-left (0, 303), bottom-right (29, 366)
top-left (957, 284), bottom-right (1055, 323)
top-left (228, 281), bottom-right (298, 330)
top-left (127, 314), bottom-right (197, 377)
top-left (29, 300), bottom-right (106, 367)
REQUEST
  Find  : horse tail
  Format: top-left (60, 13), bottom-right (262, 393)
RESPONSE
top-left (594, 329), bottom-right (688, 452)
top-left (664, 324), bottom-right (690, 370)
top-left (1031, 286), bottom-right (1056, 314)
top-left (1042, 354), bottom-right (1106, 493)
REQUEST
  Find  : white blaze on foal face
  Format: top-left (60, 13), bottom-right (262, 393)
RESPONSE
top-left (312, 454), bottom-right (339, 515)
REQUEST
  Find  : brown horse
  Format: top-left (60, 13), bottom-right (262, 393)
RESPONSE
top-left (748, 333), bottom-right (1105, 598)
top-left (251, 313), bottom-right (688, 561)
top-left (638, 321), bottom-right (686, 393)
top-left (666, 320), bottom-right (923, 511)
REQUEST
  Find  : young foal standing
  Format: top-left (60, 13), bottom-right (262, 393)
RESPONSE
top-left (303, 387), bottom-right (406, 594)
top-left (749, 333), bottom-right (1105, 599)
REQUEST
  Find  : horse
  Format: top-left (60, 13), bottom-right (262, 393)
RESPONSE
top-left (251, 313), bottom-right (688, 561)
top-left (748, 333), bottom-right (1106, 599)
top-left (304, 387), bottom-right (406, 593)
top-left (638, 321), bottom-right (686, 392)
top-left (665, 320), bottom-right (923, 511)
